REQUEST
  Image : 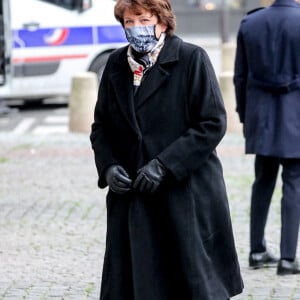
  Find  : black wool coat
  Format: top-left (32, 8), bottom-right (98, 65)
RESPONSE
top-left (90, 35), bottom-right (243, 300)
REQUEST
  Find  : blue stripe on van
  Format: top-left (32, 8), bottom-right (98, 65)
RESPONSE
top-left (13, 25), bottom-right (127, 48)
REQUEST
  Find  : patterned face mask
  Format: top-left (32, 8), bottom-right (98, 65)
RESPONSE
top-left (125, 25), bottom-right (158, 53)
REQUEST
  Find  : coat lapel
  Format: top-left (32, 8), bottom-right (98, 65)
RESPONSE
top-left (135, 65), bottom-right (170, 109)
top-left (110, 51), bottom-right (140, 134)
top-left (135, 35), bottom-right (182, 110)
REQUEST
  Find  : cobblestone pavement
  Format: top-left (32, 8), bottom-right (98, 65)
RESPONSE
top-left (0, 131), bottom-right (299, 300)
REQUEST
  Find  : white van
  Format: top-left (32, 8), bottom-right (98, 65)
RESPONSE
top-left (0, 0), bottom-right (12, 93)
top-left (1, 0), bottom-right (127, 102)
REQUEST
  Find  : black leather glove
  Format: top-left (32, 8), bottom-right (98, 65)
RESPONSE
top-left (105, 165), bottom-right (132, 194)
top-left (133, 159), bottom-right (167, 194)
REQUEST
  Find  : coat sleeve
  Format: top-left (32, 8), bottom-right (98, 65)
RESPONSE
top-left (157, 47), bottom-right (227, 182)
top-left (233, 25), bottom-right (248, 123)
top-left (90, 57), bottom-right (118, 188)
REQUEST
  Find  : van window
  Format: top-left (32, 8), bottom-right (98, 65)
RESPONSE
top-left (0, 15), bottom-right (4, 85)
top-left (38, 0), bottom-right (92, 11)
top-left (38, 0), bottom-right (77, 10)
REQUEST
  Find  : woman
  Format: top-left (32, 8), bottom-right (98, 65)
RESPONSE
top-left (90, 0), bottom-right (243, 299)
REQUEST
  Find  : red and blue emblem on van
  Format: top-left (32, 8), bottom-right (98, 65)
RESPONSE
top-left (44, 28), bottom-right (70, 45)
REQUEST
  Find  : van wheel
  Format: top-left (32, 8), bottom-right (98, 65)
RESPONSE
top-left (88, 53), bottom-right (111, 83)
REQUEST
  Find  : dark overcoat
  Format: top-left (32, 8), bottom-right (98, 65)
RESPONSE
top-left (234, 0), bottom-right (300, 158)
top-left (91, 35), bottom-right (243, 300)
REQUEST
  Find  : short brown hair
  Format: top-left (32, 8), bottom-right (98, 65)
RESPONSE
top-left (114, 0), bottom-right (176, 36)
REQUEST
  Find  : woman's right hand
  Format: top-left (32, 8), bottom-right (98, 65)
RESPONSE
top-left (105, 165), bottom-right (132, 194)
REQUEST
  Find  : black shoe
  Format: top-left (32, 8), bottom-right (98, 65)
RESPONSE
top-left (249, 250), bottom-right (279, 269)
top-left (277, 259), bottom-right (300, 275)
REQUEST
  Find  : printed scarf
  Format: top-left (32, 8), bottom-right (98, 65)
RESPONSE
top-left (127, 33), bottom-right (166, 87)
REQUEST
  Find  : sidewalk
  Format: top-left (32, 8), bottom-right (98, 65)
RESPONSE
top-left (0, 131), bottom-right (299, 300)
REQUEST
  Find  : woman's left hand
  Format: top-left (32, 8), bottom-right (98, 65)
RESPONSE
top-left (133, 159), bottom-right (167, 194)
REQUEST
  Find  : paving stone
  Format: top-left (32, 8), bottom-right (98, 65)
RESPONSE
top-left (0, 132), bottom-right (299, 299)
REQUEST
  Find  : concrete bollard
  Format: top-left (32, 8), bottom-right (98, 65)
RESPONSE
top-left (219, 71), bottom-right (242, 133)
top-left (221, 42), bottom-right (236, 73)
top-left (69, 72), bottom-right (98, 133)
top-left (219, 42), bottom-right (242, 133)
top-left (261, 0), bottom-right (273, 6)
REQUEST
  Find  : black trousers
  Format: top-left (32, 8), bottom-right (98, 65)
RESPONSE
top-left (250, 155), bottom-right (300, 260)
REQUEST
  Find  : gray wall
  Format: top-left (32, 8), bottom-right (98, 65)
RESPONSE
top-left (171, 0), bottom-right (262, 36)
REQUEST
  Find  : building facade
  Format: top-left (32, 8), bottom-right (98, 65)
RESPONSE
top-left (172, 0), bottom-right (269, 37)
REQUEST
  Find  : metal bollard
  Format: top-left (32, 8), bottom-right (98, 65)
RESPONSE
top-left (219, 42), bottom-right (242, 133)
top-left (69, 72), bottom-right (98, 133)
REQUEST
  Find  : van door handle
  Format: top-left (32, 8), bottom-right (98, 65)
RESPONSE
top-left (23, 22), bottom-right (40, 30)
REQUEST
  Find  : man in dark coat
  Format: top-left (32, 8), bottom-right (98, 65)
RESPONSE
top-left (91, 0), bottom-right (243, 299)
top-left (234, 0), bottom-right (300, 275)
